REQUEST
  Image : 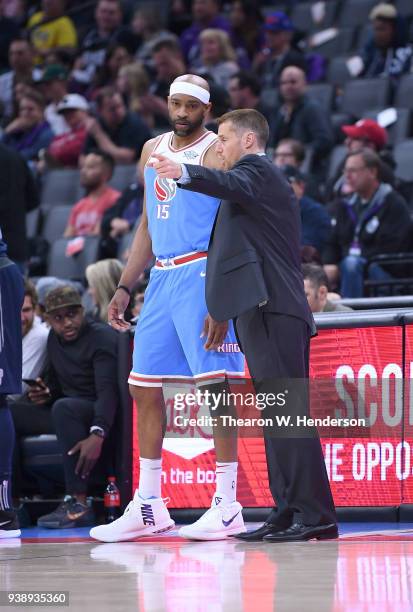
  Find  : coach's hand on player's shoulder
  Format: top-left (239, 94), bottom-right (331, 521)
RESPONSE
top-left (201, 314), bottom-right (228, 351)
top-left (108, 290), bottom-right (131, 331)
top-left (148, 153), bottom-right (182, 180)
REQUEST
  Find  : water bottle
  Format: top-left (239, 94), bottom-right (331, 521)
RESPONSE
top-left (104, 476), bottom-right (120, 523)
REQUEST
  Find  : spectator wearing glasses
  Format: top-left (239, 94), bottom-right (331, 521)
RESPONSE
top-left (323, 150), bottom-right (411, 298)
top-left (273, 137), bottom-right (322, 201)
top-left (326, 119), bottom-right (395, 202)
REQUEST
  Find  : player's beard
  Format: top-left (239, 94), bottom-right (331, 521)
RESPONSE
top-left (171, 114), bottom-right (204, 137)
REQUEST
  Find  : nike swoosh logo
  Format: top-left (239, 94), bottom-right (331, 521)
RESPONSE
top-left (0, 520), bottom-right (11, 527)
top-left (222, 511), bottom-right (240, 527)
top-left (200, 271), bottom-right (206, 277)
top-left (67, 510), bottom-right (88, 521)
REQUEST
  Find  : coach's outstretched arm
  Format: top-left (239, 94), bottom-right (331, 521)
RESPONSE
top-left (149, 153), bottom-right (265, 208)
top-left (107, 139), bottom-right (157, 330)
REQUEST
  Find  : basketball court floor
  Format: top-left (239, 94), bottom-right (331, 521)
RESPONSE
top-left (1, 523), bottom-right (413, 611)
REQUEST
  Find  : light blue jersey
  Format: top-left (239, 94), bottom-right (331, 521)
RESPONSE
top-left (130, 130), bottom-right (245, 386)
top-left (145, 130), bottom-right (220, 258)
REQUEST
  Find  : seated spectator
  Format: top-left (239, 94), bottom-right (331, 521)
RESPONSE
top-left (273, 138), bottom-right (323, 201)
top-left (10, 285), bottom-right (118, 527)
top-left (73, 0), bottom-right (133, 88)
top-left (194, 28), bottom-right (239, 88)
top-left (91, 43), bottom-right (132, 93)
top-left (254, 11), bottom-right (307, 90)
top-left (27, 0), bottom-right (78, 66)
top-left (148, 39), bottom-right (186, 127)
top-left (132, 5), bottom-right (179, 66)
top-left (204, 82), bottom-right (231, 132)
top-left (35, 277), bottom-right (83, 320)
top-left (281, 165), bottom-right (331, 256)
top-left (269, 66), bottom-right (333, 172)
top-left (45, 94), bottom-right (89, 168)
top-left (360, 3), bottom-right (412, 79)
top-left (327, 119), bottom-right (395, 200)
top-left (229, 0), bottom-right (264, 65)
top-left (0, 38), bottom-right (36, 126)
top-left (228, 70), bottom-right (271, 122)
top-left (181, 0), bottom-right (230, 66)
top-left (2, 90), bottom-right (54, 163)
top-left (83, 87), bottom-right (151, 164)
top-left (100, 174), bottom-right (143, 258)
top-left (16, 280), bottom-right (49, 398)
top-left (116, 62), bottom-right (159, 129)
top-left (37, 63), bottom-right (70, 136)
top-left (64, 150), bottom-right (120, 237)
top-left (323, 150), bottom-right (411, 298)
top-left (86, 258), bottom-right (129, 322)
top-left (302, 264), bottom-right (352, 313)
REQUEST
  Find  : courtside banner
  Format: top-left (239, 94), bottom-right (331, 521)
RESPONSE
top-left (133, 325), bottom-right (406, 507)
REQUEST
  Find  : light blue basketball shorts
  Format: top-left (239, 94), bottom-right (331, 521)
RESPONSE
top-left (128, 256), bottom-right (245, 387)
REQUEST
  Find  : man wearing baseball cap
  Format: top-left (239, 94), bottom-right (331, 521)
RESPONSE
top-left (326, 118), bottom-right (395, 200)
top-left (45, 94), bottom-right (90, 168)
top-left (37, 64), bottom-right (70, 136)
top-left (257, 11), bottom-right (307, 90)
top-left (10, 285), bottom-right (119, 529)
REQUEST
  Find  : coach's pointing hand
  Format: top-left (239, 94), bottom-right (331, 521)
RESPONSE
top-left (149, 153), bottom-right (182, 180)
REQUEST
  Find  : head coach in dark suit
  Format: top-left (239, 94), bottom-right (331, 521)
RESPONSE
top-left (150, 109), bottom-right (337, 542)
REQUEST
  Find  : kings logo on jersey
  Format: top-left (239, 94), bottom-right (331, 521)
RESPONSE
top-left (154, 176), bottom-right (177, 202)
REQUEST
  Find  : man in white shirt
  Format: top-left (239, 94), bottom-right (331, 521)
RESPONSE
top-left (19, 279), bottom-right (49, 396)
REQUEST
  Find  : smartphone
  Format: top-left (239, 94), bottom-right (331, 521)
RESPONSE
top-left (22, 378), bottom-right (46, 388)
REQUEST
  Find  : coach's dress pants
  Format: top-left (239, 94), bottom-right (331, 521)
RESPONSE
top-left (235, 309), bottom-right (337, 527)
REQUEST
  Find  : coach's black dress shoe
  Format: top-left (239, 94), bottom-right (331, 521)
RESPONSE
top-left (233, 522), bottom-right (286, 542)
top-left (263, 522), bottom-right (338, 542)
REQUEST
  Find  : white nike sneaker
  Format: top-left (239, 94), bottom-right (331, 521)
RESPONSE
top-left (89, 492), bottom-right (175, 542)
top-left (178, 493), bottom-right (246, 541)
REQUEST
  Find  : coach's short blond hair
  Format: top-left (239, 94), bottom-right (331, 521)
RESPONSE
top-left (217, 109), bottom-right (269, 148)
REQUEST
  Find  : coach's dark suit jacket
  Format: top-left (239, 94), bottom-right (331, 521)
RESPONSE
top-left (180, 154), bottom-right (315, 333)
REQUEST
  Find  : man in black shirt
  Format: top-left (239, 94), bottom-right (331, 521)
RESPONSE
top-left (83, 87), bottom-right (151, 164)
top-left (256, 11), bottom-right (307, 90)
top-left (323, 150), bottom-right (411, 297)
top-left (10, 286), bottom-right (119, 528)
top-left (269, 66), bottom-right (333, 172)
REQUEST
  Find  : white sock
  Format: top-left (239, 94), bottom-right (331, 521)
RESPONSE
top-left (138, 457), bottom-right (162, 499)
top-left (215, 461), bottom-right (237, 502)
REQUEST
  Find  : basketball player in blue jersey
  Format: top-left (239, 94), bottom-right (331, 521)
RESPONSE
top-left (90, 75), bottom-right (247, 543)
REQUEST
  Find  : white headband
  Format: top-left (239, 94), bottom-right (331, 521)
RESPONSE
top-left (169, 82), bottom-right (210, 104)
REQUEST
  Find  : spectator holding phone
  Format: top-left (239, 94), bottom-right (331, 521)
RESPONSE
top-left (10, 286), bottom-right (119, 528)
